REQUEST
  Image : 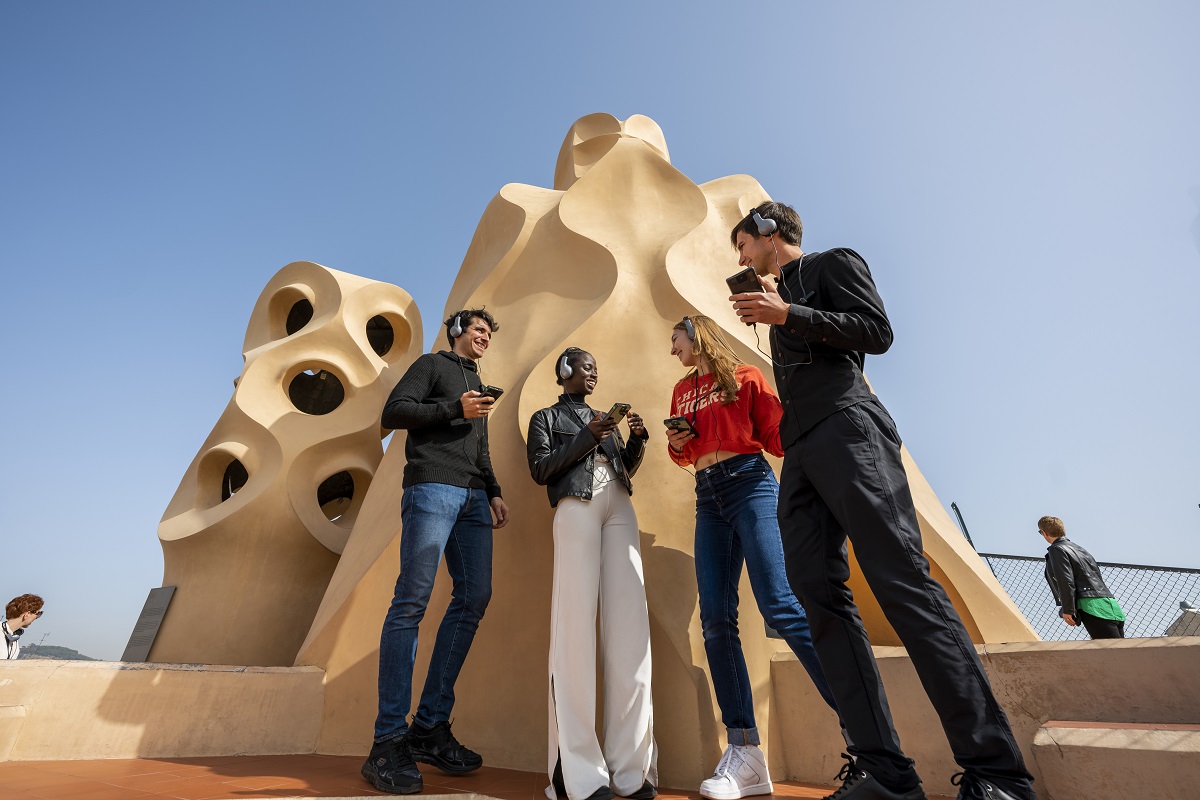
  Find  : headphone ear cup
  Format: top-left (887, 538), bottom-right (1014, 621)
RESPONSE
top-left (752, 210), bottom-right (777, 236)
top-left (449, 313), bottom-right (464, 339)
top-left (558, 354), bottom-right (572, 380)
top-left (684, 318), bottom-right (696, 341)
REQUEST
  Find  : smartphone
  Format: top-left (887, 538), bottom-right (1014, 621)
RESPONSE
top-left (480, 385), bottom-right (505, 400)
top-left (726, 267), bottom-right (764, 295)
top-left (603, 403), bottom-right (632, 424)
top-left (663, 416), bottom-right (694, 434)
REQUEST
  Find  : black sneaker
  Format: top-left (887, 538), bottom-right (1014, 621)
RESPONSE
top-left (584, 788), bottom-right (615, 800)
top-left (361, 736), bottom-right (423, 794)
top-left (823, 754), bottom-right (926, 800)
top-left (951, 772), bottom-right (1026, 800)
top-left (408, 719), bottom-right (483, 774)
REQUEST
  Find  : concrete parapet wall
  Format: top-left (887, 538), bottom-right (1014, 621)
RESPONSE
top-left (0, 661), bottom-right (325, 762)
top-left (769, 637), bottom-right (1200, 799)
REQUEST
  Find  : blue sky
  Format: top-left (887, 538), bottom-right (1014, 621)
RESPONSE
top-left (2, 2), bottom-right (1198, 660)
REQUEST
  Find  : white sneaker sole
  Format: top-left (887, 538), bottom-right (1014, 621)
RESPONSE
top-left (698, 780), bottom-right (773, 800)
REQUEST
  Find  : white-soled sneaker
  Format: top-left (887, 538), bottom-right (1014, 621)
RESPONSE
top-left (699, 744), bottom-right (773, 800)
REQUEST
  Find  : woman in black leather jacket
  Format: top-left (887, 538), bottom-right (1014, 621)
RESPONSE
top-left (527, 347), bottom-right (657, 800)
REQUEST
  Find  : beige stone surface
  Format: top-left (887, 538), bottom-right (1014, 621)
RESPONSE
top-left (295, 113), bottom-right (1034, 788)
top-left (151, 262), bottom-right (423, 667)
top-left (1032, 722), bottom-right (1200, 800)
top-left (771, 637), bottom-right (1200, 797)
top-left (0, 660), bottom-right (324, 761)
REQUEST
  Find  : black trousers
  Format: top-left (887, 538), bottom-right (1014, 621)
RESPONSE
top-left (777, 399), bottom-right (1035, 798)
top-left (1077, 608), bottom-right (1125, 639)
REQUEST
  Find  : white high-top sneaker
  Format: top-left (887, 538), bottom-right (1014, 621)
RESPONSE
top-left (699, 744), bottom-right (773, 800)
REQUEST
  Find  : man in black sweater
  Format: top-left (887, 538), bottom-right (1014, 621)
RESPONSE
top-left (728, 203), bottom-right (1036, 800)
top-left (362, 309), bottom-right (510, 795)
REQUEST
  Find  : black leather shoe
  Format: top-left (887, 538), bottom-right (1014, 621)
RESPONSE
top-left (951, 772), bottom-right (1026, 800)
top-left (626, 779), bottom-right (656, 799)
top-left (361, 737), bottom-right (423, 794)
top-left (408, 719), bottom-right (483, 774)
top-left (584, 787), bottom-right (615, 800)
top-left (823, 754), bottom-right (926, 800)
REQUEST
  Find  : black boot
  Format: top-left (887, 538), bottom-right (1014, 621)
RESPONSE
top-left (361, 736), bottom-right (423, 794)
top-left (408, 719), bottom-right (484, 774)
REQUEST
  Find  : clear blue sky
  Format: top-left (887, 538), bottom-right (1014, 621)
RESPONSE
top-left (3, 3), bottom-right (1197, 660)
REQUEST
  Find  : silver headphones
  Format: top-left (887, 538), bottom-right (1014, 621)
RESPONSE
top-left (751, 208), bottom-right (777, 236)
top-left (448, 311), bottom-right (468, 338)
top-left (682, 316), bottom-right (696, 340)
top-left (557, 347), bottom-right (586, 381)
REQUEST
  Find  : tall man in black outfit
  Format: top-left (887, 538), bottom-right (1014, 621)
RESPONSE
top-left (728, 203), bottom-right (1035, 800)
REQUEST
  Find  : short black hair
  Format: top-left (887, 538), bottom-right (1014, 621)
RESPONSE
top-left (555, 347), bottom-right (590, 386)
top-left (729, 201), bottom-right (803, 248)
top-left (444, 308), bottom-right (499, 347)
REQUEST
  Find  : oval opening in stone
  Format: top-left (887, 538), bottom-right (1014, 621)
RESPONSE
top-left (288, 368), bottom-right (345, 415)
top-left (318, 471), bottom-right (354, 523)
top-left (366, 315), bottom-right (394, 357)
top-left (286, 299), bottom-right (314, 335)
top-left (221, 458), bottom-right (249, 502)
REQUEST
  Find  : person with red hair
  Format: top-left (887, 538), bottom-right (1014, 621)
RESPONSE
top-left (4, 594), bottom-right (44, 660)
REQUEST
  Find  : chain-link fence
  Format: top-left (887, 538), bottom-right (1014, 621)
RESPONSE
top-left (979, 553), bottom-right (1200, 641)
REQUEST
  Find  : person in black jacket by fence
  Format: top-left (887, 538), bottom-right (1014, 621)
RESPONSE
top-left (527, 347), bottom-right (657, 800)
top-left (1039, 515), bottom-right (1126, 638)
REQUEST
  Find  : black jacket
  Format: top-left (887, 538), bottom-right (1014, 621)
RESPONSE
top-left (770, 249), bottom-right (894, 448)
top-left (527, 396), bottom-right (647, 508)
top-left (1044, 537), bottom-right (1114, 616)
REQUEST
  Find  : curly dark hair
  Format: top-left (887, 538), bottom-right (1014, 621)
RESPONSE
top-left (6, 594), bottom-right (43, 620)
top-left (444, 308), bottom-right (499, 347)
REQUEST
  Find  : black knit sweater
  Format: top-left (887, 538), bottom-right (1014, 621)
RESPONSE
top-left (381, 351), bottom-right (502, 499)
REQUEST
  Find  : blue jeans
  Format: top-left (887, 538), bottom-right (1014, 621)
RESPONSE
top-left (374, 483), bottom-right (493, 742)
top-left (695, 453), bottom-right (838, 746)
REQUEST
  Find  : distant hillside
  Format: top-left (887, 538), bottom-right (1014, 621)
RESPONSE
top-left (18, 645), bottom-right (97, 661)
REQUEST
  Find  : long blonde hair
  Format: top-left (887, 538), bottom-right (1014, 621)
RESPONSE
top-left (674, 315), bottom-right (742, 405)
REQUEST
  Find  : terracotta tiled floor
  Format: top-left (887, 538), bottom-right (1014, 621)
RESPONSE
top-left (0, 756), bottom-right (956, 800)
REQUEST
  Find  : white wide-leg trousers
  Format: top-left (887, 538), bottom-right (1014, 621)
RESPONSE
top-left (546, 464), bottom-right (657, 800)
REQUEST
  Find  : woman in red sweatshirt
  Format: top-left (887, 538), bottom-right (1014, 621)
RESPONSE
top-left (666, 315), bottom-right (839, 800)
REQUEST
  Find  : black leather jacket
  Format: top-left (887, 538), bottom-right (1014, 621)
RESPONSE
top-left (1044, 537), bottom-right (1114, 615)
top-left (527, 395), bottom-right (647, 508)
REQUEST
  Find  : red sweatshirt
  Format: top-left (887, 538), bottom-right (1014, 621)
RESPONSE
top-left (668, 364), bottom-right (784, 467)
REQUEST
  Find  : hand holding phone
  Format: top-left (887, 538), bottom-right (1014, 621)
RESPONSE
top-left (587, 411), bottom-right (619, 442)
top-left (461, 390), bottom-right (493, 419)
top-left (664, 416), bottom-right (696, 452)
top-left (726, 267), bottom-right (765, 325)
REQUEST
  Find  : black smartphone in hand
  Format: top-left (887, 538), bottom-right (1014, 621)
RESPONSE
top-left (663, 416), bottom-right (694, 434)
top-left (480, 385), bottom-right (505, 400)
top-left (726, 267), bottom-right (764, 295)
top-left (603, 403), bottom-right (631, 424)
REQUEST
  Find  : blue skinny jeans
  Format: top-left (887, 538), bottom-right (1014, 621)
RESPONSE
top-left (694, 453), bottom-right (838, 745)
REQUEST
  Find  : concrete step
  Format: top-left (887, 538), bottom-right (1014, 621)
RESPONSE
top-left (1032, 720), bottom-right (1200, 800)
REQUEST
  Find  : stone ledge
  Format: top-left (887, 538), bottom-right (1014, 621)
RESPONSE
top-left (1033, 722), bottom-right (1200, 800)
